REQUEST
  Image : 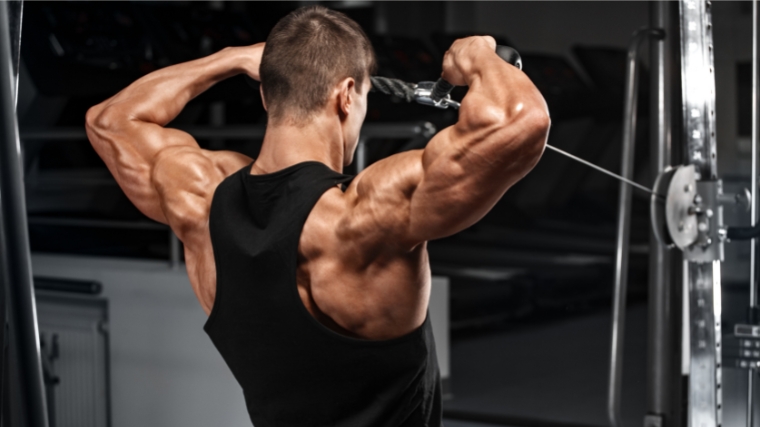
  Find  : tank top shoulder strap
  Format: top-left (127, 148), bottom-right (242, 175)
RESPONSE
top-left (237, 161), bottom-right (353, 186)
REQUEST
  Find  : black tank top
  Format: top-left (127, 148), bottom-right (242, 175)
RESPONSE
top-left (204, 161), bottom-right (442, 427)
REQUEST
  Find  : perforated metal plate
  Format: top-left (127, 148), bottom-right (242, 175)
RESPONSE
top-left (679, 1), bottom-right (723, 427)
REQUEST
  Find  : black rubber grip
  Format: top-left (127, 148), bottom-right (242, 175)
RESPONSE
top-left (495, 45), bottom-right (523, 70)
top-left (430, 79), bottom-right (455, 103)
top-left (726, 224), bottom-right (760, 241)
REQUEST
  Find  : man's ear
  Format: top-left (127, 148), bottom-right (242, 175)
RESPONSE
top-left (338, 78), bottom-right (355, 117)
top-left (259, 85), bottom-right (268, 111)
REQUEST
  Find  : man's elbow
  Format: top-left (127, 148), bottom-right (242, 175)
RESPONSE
top-left (483, 100), bottom-right (550, 140)
top-left (85, 104), bottom-right (125, 137)
top-left (518, 106), bottom-right (551, 166)
top-left (523, 105), bottom-right (551, 145)
top-left (486, 103), bottom-right (550, 168)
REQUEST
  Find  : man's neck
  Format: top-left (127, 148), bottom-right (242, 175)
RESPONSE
top-left (254, 115), bottom-right (345, 174)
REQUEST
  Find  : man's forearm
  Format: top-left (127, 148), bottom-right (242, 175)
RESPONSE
top-left (95, 44), bottom-right (263, 127)
top-left (84, 44), bottom-right (262, 225)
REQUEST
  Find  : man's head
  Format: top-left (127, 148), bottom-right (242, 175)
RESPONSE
top-left (260, 6), bottom-right (376, 165)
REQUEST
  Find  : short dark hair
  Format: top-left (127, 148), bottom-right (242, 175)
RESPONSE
top-left (259, 6), bottom-right (377, 125)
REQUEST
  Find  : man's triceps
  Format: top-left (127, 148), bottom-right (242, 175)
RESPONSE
top-left (151, 147), bottom-right (224, 236)
top-left (151, 147), bottom-right (240, 240)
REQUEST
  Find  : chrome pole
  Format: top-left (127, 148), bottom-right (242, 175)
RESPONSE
top-left (0, 0), bottom-right (49, 425)
top-left (355, 136), bottom-right (367, 173)
top-left (8, 0), bottom-right (20, 107)
top-left (170, 231), bottom-right (181, 270)
top-left (1, 2), bottom-right (24, 423)
top-left (646, 3), bottom-right (673, 427)
top-left (609, 27), bottom-right (663, 427)
top-left (748, 0), bottom-right (757, 425)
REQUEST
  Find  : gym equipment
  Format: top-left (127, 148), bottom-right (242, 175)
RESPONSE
top-left (371, 15), bottom-right (760, 426)
top-left (0, 0), bottom-right (51, 426)
top-left (4, 3), bottom-right (759, 427)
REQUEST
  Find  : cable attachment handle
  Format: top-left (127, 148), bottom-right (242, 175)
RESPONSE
top-left (425, 45), bottom-right (523, 109)
top-left (429, 80), bottom-right (455, 105)
top-left (414, 81), bottom-right (460, 109)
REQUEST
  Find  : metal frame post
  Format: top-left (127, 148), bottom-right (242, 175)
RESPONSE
top-left (0, 0), bottom-right (48, 425)
top-left (0, 167), bottom-right (10, 427)
top-left (170, 232), bottom-right (181, 270)
top-left (646, 3), bottom-right (676, 427)
top-left (748, 0), bottom-right (758, 425)
top-left (609, 27), bottom-right (664, 427)
top-left (355, 136), bottom-right (368, 173)
top-left (7, 1), bottom-right (20, 108)
top-left (1, 3), bottom-right (25, 424)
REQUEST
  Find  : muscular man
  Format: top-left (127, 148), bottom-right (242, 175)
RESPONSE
top-left (85, 6), bottom-right (549, 427)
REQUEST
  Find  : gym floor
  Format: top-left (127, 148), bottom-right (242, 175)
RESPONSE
top-left (444, 302), bottom-right (648, 427)
top-left (443, 285), bottom-right (756, 427)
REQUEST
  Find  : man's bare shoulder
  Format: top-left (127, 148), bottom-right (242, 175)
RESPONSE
top-left (208, 150), bottom-right (254, 174)
top-left (302, 150), bottom-right (425, 264)
top-left (346, 149), bottom-right (424, 204)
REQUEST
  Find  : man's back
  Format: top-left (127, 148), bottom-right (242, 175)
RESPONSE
top-left (205, 161), bottom-right (441, 426)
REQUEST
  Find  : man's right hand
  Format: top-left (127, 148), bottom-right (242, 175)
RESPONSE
top-left (234, 42), bottom-right (265, 82)
top-left (441, 36), bottom-right (497, 87)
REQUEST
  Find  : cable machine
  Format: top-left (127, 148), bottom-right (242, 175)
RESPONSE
top-left (374, 2), bottom-right (757, 427)
top-left (645, 2), bottom-right (758, 427)
top-left (0, 1), bottom-right (756, 427)
top-left (615, 2), bottom-right (758, 427)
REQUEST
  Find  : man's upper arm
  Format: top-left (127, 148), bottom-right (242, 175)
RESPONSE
top-left (86, 107), bottom-right (251, 243)
top-left (154, 147), bottom-right (253, 242)
top-left (344, 100), bottom-right (549, 252)
top-left (151, 145), bottom-right (225, 239)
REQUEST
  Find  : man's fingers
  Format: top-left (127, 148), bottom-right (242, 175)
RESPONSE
top-left (440, 36), bottom-right (497, 87)
top-left (483, 36), bottom-right (497, 51)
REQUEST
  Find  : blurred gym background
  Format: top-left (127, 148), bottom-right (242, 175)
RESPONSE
top-left (16, 2), bottom-right (758, 427)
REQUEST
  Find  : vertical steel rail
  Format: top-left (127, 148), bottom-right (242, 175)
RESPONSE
top-left (355, 137), bottom-right (367, 173)
top-left (647, 3), bottom-right (674, 427)
top-left (678, 3), bottom-right (722, 427)
top-left (609, 27), bottom-right (664, 427)
top-left (0, 1), bottom-right (49, 426)
top-left (752, 0), bottom-right (758, 314)
top-left (749, 2), bottom-right (758, 426)
top-left (7, 1), bottom-right (20, 108)
top-left (169, 232), bottom-right (181, 270)
top-left (1, 3), bottom-right (23, 424)
top-left (0, 143), bottom-right (9, 427)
